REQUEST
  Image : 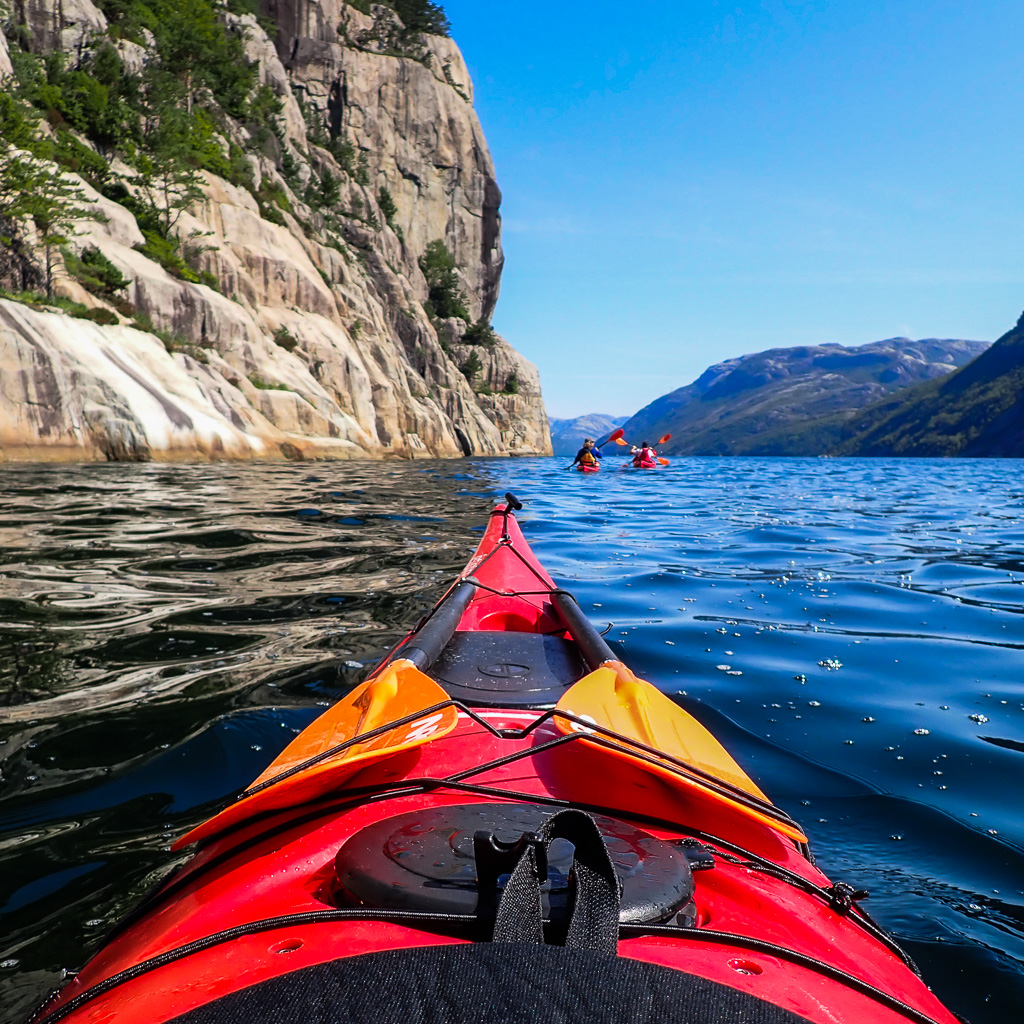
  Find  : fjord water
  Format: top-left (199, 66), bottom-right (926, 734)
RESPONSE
top-left (0, 458), bottom-right (1022, 1023)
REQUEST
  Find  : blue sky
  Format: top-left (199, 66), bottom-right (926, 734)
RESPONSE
top-left (441, 0), bottom-right (1024, 418)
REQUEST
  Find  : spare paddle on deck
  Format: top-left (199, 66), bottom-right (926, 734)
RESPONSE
top-left (554, 663), bottom-right (807, 843)
top-left (174, 663), bottom-right (458, 848)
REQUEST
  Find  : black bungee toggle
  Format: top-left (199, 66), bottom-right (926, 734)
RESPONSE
top-left (677, 838), bottom-right (716, 872)
top-left (824, 881), bottom-right (869, 915)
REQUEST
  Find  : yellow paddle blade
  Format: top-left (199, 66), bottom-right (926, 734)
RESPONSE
top-left (174, 661), bottom-right (457, 848)
top-left (614, 437), bottom-right (629, 445)
top-left (555, 663), bottom-right (807, 843)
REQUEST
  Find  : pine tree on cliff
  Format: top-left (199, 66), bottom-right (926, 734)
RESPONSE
top-left (0, 140), bottom-right (95, 297)
top-left (390, 0), bottom-right (451, 36)
top-left (419, 239), bottom-right (470, 320)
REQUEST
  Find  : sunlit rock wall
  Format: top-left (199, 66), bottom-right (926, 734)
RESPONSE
top-left (0, 1), bottom-right (551, 462)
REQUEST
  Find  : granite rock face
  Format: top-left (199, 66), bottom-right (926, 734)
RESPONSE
top-left (0, 1), bottom-right (551, 462)
top-left (0, 25), bottom-right (13, 78)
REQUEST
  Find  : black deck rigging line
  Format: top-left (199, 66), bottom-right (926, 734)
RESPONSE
top-left (162, 691), bottom-right (908, 965)
top-left (239, 699), bottom-right (762, 817)
top-left (615, 926), bottom-right (946, 1024)
top-left (224, 765), bottom-right (906, 969)
top-left (237, 699), bottom-right (802, 834)
top-left (32, 908), bottom-right (948, 1024)
top-left (365, 513), bottom-right (599, 673)
top-left (460, 580), bottom-right (558, 599)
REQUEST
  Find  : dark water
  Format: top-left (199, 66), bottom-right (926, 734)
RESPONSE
top-left (1, 457), bottom-right (1022, 1023)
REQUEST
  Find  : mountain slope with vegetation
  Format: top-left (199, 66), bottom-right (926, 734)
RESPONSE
top-left (835, 315), bottom-right (1024, 457)
top-left (623, 338), bottom-right (988, 457)
top-left (0, 0), bottom-right (550, 460)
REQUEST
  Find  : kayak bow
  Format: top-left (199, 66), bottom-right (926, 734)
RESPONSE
top-left (31, 496), bottom-right (960, 1024)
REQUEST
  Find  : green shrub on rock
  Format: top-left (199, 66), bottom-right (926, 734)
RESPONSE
top-left (419, 239), bottom-right (469, 321)
top-left (460, 348), bottom-right (482, 381)
top-left (389, 1), bottom-right (450, 36)
top-left (65, 246), bottom-right (131, 296)
top-left (462, 318), bottom-right (495, 345)
top-left (378, 185), bottom-right (397, 228)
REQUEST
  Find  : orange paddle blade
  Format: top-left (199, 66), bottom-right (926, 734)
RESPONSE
top-left (657, 457), bottom-right (670, 465)
top-left (598, 428), bottom-right (625, 448)
top-left (614, 437), bottom-right (629, 445)
top-left (175, 661), bottom-right (457, 848)
top-left (658, 433), bottom-right (671, 444)
top-left (554, 663), bottom-right (806, 843)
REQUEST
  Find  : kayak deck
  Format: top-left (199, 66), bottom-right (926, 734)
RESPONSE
top-left (33, 497), bottom-right (960, 1024)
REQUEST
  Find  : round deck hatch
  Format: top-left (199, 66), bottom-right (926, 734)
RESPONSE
top-left (333, 802), bottom-right (693, 924)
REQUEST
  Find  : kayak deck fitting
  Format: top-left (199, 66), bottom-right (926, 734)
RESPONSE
top-left (31, 496), bottom-right (960, 1024)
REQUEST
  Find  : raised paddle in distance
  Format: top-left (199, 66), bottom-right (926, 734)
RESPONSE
top-left (565, 427), bottom-right (624, 469)
top-left (617, 433), bottom-right (670, 450)
top-left (656, 434), bottom-right (671, 464)
top-left (655, 432), bottom-right (671, 464)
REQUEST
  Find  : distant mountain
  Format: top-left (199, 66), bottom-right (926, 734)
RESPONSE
top-left (623, 338), bottom-right (989, 456)
top-left (549, 414), bottom-right (628, 456)
top-left (836, 315), bottom-right (1024, 457)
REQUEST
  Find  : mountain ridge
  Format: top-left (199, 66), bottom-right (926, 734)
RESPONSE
top-left (549, 413), bottom-right (627, 456)
top-left (835, 317), bottom-right (1024, 457)
top-left (623, 337), bottom-right (989, 456)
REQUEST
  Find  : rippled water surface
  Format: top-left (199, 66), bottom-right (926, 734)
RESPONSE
top-left (1, 457), bottom-right (1023, 1023)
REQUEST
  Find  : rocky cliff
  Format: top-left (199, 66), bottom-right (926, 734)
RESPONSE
top-left (623, 338), bottom-right (989, 456)
top-left (835, 316), bottom-right (1024, 457)
top-left (0, 1), bottom-right (551, 461)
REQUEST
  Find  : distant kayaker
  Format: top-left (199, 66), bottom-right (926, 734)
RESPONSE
top-left (571, 437), bottom-right (602, 470)
top-left (631, 441), bottom-right (657, 468)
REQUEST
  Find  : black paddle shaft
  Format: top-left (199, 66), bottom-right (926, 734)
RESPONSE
top-left (551, 591), bottom-right (617, 670)
top-left (395, 579), bottom-right (478, 671)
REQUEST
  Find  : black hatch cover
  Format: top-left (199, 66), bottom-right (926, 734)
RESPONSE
top-left (332, 802), bottom-right (693, 925)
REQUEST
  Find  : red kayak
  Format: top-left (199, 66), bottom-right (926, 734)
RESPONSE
top-left (31, 496), bottom-right (959, 1024)
top-left (576, 463), bottom-right (600, 473)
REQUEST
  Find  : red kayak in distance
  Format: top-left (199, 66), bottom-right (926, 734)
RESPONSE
top-left (576, 463), bottom-right (600, 472)
top-left (30, 496), bottom-right (961, 1024)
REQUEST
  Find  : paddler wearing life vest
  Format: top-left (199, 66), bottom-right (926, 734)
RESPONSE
top-left (571, 437), bottom-right (602, 470)
top-left (630, 441), bottom-right (657, 468)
